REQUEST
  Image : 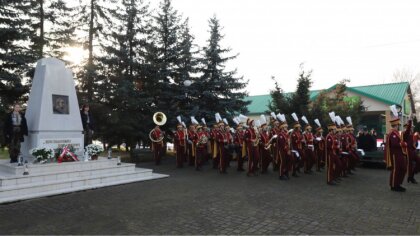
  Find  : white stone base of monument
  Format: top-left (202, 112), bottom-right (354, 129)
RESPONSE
top-left (0, 158), bottom-right (168, 204)
top-left (21, 131), bottom-right (85, 162)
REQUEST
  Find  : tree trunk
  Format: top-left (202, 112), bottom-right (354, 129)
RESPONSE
top-left (39, 0), bottom-right (44, 58)
top-left (87, 0), bottom-right (95, 102)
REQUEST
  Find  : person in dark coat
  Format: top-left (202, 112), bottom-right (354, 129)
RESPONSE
top-left (3, 104), bottom-right (28, 163)
top-left (357, 130), bottom-right (367, 150)
top-left (80, 104), bottom-right (95, 147)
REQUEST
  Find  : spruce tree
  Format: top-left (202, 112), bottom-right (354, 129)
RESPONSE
top-left (77, 0), bottom-right (116, 103)
top-left (96, 0), bottom-right (152, 149)
top-left (26, 0), bottom-right (46, 60)
top-left (197, 15), bottom-right (249, 122)
top-left (25, 0), bottom-right (77, 60)
top-left (290, 65), bottom-right (312, 118)
top-left (46, 0), bottom-right (79, 60)
top-left (175, 18), bottom-right (199, 115)
top-left (0, 0), bottom-right (32, 144)
top-left (0, 1), bottom-right (32, 110)
top-left (268, 76), bottom-right (291, 114)
top-left (146, 0), bottom-right (184, 128)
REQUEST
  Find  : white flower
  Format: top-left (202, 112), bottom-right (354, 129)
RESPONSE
top-left (30, 147), bottom-right (55, 161)
top-left (84, 144), bottom-right (104, 156)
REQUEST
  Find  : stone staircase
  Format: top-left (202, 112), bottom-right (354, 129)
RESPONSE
top-left (0, 158), bottom-right (168, 204)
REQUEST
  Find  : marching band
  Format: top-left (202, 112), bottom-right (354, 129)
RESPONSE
top-left (154, 111), bottom-right (364, 185)
top-left (149, 107), bottom-right (419, 190)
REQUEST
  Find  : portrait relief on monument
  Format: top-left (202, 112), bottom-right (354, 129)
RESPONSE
top-left (52, 94), bottom-right (69, 114)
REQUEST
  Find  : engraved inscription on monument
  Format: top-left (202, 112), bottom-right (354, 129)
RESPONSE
top-left (39, 138), bottom-right (83, 152)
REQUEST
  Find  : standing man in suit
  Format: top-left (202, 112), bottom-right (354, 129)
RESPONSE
top-left (3, 104), bottom-right (28, 163)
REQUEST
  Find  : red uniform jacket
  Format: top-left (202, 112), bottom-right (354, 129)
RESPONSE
top-left (291, 130), bottom-right (303, 151)
top-left (278, 130), bottom-right (290, 157)
top-left (385, 130), bottom-right (406, 168)
top-left (194, 131), bottom-right (208, 149)
top-left (326, 133), bottom-right (339, 156)
top-left (303, 132), bottom-right (314, 151)
top-left (174, 130), bottom-right (185, 151)
top-left (244, 127), bottom-right (258, 147)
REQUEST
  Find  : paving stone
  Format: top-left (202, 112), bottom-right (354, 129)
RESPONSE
top-left (0, 159), bottom-right (419, 234)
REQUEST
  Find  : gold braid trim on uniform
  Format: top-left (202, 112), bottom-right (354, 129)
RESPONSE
top-left (213, 141), bottom-right (218, 159)
top-left (241, 141), bottom-right (246, 158)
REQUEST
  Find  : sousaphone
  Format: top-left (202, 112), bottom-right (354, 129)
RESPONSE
top-left (149, 112), bottom-right (167, 143)
top-left (153, 112), bottom-right (167, 126)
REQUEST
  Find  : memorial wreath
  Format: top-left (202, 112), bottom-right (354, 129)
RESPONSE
top-left (56, 145), bottom-right (79, 163)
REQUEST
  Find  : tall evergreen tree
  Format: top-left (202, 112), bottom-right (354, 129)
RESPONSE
top-left (26, 0), bottom-right (46, 60)
top-left (175, 18), bottom-right (199, 115)
top-left (46, 0), bottom-right (79, 60)
top-left (26, 0), bottom-right (77, 60)
top-left (0, 0), bottom-right (32, 145)
top-left (290, 65), bottom-right (312, 117)
top-left (96, 0), bottom-right (152, 149)
top-left (145, 0), bottom-right (184, 127)
top-left (268, 76), bottom-right (291, 114)
top-left (197, 15), bottom-right (249, 121)
top-left (0, 1), bottom-right (31, 108)
top-left (77, 0), bottom-right (116, 103)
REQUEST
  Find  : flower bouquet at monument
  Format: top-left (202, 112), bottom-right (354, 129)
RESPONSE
top-left (56, 145), bottom-right (79, 163)
top-left (30, 147), bottom-right (55, 164)
top-left (85, 144), bottom-right (104, 160)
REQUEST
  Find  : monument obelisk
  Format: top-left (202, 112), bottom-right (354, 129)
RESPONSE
top-left (21, 58), bottom-right (84, 160)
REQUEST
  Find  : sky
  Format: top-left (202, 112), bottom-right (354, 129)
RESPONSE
top-left (161, 0), bottom-right (420, 95)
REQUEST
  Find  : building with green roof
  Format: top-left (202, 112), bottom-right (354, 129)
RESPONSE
top-left (245, 82), bottom-right (416, 137)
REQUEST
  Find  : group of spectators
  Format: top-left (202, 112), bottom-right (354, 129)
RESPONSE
top-left (357, 128), bottom-right (378, 152)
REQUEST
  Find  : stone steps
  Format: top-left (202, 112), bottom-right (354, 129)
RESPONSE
top-left (0, 158), bottom-right (168, 204)
top-left (0, 163), bottom-right (135, 187)
top-left (0, 158), bottom-right (120, 176)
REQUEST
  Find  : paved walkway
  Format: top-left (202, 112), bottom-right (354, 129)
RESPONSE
top-left (0, 158), bottom-right (419, 235)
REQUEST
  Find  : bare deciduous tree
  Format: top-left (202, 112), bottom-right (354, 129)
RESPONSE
top-left (393, 68), bottom-right (420, 118)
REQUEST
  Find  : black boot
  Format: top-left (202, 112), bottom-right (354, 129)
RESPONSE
top-left (279, 175), bottom-right (288, 180)
top-left (408, 177), bottom-right (418, 184)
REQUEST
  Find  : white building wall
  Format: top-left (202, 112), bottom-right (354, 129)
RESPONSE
top-left (345, 91), bottom-right (388, 112)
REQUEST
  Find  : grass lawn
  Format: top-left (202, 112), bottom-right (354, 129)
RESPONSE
top-left (0, 148), bottom-right (8, 159)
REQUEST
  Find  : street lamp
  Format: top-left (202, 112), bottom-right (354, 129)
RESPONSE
top-left (183, 79), bottom-right (192, 87)
top-left (395, 104), bottom-right (402, 117)
top-left (183, 79), bottom-right (192, 98)
top-left (394, 104), bottom-right (403, 130)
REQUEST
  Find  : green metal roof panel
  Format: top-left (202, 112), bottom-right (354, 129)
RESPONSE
top-left (244, 94), bottom-right (271, 114)
top-left (309, 90), bottom-right (320, 100)
top-left (348, 82), bottom-right (408, 105)
top-left (245, 91), bottom-right (320, 114)
top-left (245, 82), bottom-right (409, 114)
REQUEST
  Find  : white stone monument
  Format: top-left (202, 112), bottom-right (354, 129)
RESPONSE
top-left (0, 57), bottom-right (168, 204)
top-left (21, 58), bottom-right (84, 160)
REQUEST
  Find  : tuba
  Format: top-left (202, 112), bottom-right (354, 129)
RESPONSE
top-left (153, 112), bottom-right (167, 126)
top-left (149, 112), bottom-right (167, 143)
